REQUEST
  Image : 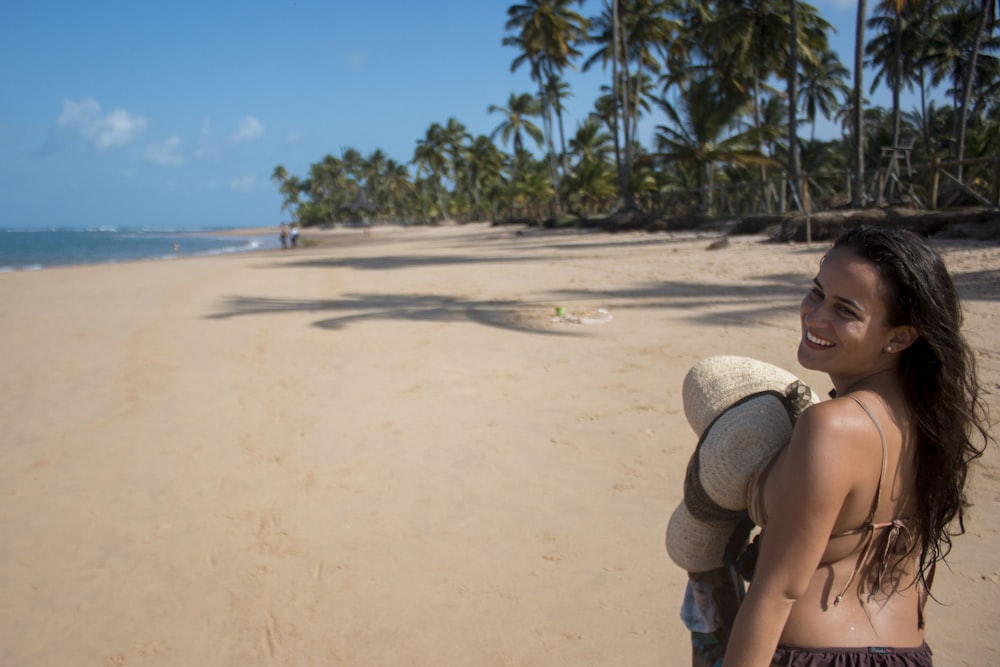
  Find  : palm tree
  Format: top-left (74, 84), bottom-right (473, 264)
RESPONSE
top-left (413, 123), bottom-right (450, 221)
top-left (466, 135), bottom-right (507, 220)
top-left (563, 158), bottom-right (617, 215)
top-left (441, 117), bottom-right (470, 204)
top-left (585, 0), bottom-right (679, 210)
top-left (956, 0), bottom-right (999, 171)
top-left (515, 160), bottom-right (557, 219)
top-left (365, 149), bottom-right (388, 214)
top-left (504, 0), bottom-right (589, 192)
top-left (867, 0), bottom-right (927, 153)
top-left (799, 48), bottom-right (850, 141)
top-left (562, 114), bottom-right (616, 215)
top-left (271, 165), bottom-right (303, 223)
top-left (698, 0), bottom-right (831, 211)
top-left (341, 148), bottom-right (364, 187)
top-left (653, 77), bottom-right (777, 215)
top-left (902, 0), bottom-right (951, 152)
top-left (271, 165), bottom-right (288, 187)
top-left (383, 159), bottom-right (414, 221)
top-left (542, 75), bottom-right (574, 174)
top-left (798, 137), bottom-right (848, 206)
top-left (923, 1), bottom-right (1000, 168)
top-left (567, 114), bottom-right (615, 165)
top-left (488, 92), bottom-right (545, 178)
top-left (305, 154), bottom-right (348, 222)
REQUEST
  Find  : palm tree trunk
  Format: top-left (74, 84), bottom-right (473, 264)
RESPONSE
top-left (892, 10), bottom-right (902, 149)
top-left (420, 179), bottom-right (428, 223)
top-left (788, 0), bottom-right (801, 211)
top-left (705, 161), bottom-right (715, 216)
top-left (753, 70), bottom-right (769, 212)
top-left (919, 66), bottom-right (930, 153)
top-left (851, 0), bottom-right (867, 208)
top-left (611, 0), bottom-right (631, 209)
top-left (955, 0), bottom-right (991, 181)
top-left (556, 103), bottom-right (569, 178)
top-left (540, 78), bottom-right (559, 191)
top-left (627, 63), bottom-right (646, 211)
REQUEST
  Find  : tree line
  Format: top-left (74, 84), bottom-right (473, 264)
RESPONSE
top-left (272, 0), bottom-right (999, 226)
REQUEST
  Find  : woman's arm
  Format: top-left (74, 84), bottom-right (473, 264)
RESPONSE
top-left (722, 402), bottom-right (862, 666)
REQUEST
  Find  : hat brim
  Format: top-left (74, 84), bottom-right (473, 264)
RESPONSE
top-left (683, 356), bottom-right (810, 435)
top-left (665, 502), bottom-right (738, 572)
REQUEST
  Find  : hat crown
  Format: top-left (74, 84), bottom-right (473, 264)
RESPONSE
top-left (682, 356), bottom-right (809, 434)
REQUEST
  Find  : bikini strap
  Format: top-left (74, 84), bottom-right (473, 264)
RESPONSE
top-left (846, 395), bottom-right (888, 523)
top-left (833, 395), bottom-right (890, 605)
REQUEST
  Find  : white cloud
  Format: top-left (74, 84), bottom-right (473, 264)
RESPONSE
top-left (56, 98), bottom-right (147, 150)
top-left (146, 135), bottom-right (183, 165)
top-left (232, 115), bottom-right (263, 143)
top-left (229, 175), bottom-right (259, 192)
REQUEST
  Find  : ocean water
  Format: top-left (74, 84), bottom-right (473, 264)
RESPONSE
top-left (0, 227), bottom-right (281, 271)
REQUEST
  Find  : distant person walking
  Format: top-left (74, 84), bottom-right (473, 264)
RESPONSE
top-left (279, 224), bottom-right (289, 250)
top-left (289, 224), bottom-right (299, 248)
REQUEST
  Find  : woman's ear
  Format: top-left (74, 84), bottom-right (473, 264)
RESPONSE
top-left (886, 325), bottom-right (919, 353)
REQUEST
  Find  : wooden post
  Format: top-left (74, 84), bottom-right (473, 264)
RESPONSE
top-left (930, 158), bottom-right (940, 210)
top-left (802, 174), bottom-right (812, 246)
top-left (992, 154), bottom-right (1000, 208)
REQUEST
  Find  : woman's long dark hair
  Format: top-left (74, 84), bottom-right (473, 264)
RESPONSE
top-left (834, 225), bottom-right (992, 594)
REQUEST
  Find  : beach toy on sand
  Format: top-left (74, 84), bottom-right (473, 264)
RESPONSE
top-left (551, 307), bottom-right (612, 324)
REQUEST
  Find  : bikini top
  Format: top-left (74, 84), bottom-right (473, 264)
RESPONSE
top-left (745, 394), bottom-right (911, 605)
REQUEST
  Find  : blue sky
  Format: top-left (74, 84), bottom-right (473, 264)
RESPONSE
top-left (2, 0), bottom-right (879, 230)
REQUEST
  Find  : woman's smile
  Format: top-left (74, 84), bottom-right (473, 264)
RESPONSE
top-left (804, 330), bottom-right (835, 348)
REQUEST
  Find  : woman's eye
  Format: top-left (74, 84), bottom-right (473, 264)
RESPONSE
top-left (836, 304), bottom-right (857, 318)
top-left (809, 287), bottom-right (823, 300)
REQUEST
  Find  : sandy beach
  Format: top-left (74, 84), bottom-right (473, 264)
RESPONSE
top-left (1, 223), bottom-right (997, 666)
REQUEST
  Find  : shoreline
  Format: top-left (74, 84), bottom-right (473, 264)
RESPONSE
top-left (0, 227), bottom-right (283, 273)
top-left (1, 223), bottom-right (997, 665)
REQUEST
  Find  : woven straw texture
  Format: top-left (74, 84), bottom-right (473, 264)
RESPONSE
top-left (666, 356), bottom-right (817, 572)
top-left (682, 355), bottom-right (806, 435)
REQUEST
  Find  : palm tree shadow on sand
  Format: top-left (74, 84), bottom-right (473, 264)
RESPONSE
top-left (206, 292), bottom-right (591, 336)
top-left (205, 251), bottom-right (998, 335)
top-left (204, 270), bottom-right (838, 335)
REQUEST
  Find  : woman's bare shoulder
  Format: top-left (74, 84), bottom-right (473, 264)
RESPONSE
top-left (780, 397), bottom-right (882, 484)
top-left (796, 397), bottom-right (881, 448)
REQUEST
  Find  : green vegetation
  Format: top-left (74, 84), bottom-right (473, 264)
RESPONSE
top-left (273, 0), bottom-right (1000, 227)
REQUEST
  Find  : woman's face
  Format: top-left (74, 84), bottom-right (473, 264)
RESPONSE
top-left (798, 247), bottom-right (899, 385)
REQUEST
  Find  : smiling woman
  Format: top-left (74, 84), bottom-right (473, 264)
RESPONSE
top-left (723, 225), bottom-right (992, 667)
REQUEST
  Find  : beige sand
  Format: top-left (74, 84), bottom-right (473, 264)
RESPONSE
top-left (1, 223), bottom-right (997, 666)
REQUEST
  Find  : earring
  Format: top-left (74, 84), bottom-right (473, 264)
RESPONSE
top-left (885, 345), bottom-right (893, 352)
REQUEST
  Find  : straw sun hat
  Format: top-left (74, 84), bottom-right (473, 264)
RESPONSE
top-left (666, 356), bottom-right (818, 573)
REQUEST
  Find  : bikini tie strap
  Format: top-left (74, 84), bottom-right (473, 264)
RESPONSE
top-left (833, 395), bottom-right (890, 606)
top-left (871, 519), bottom-right (910, 600)
top-left (834, 525), bottom-right (875, 606)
